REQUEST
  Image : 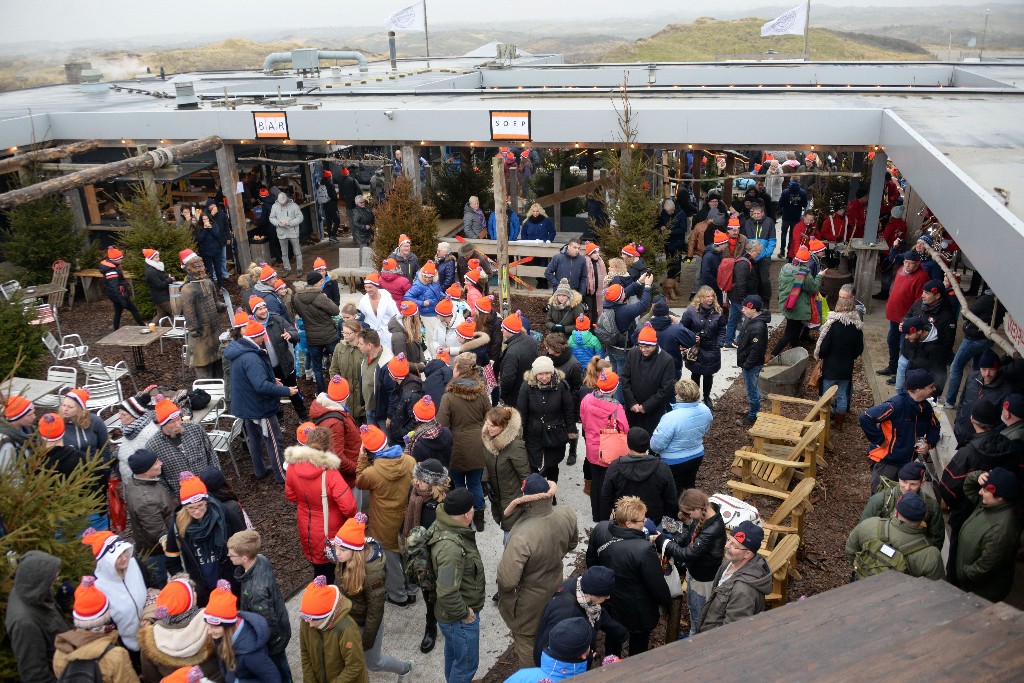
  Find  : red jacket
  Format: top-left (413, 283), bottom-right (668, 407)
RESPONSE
top-left (885, 266), bottom-right (930, 323)
top-left (380, 272), bottom-right (411, 306)
top-left (845, 198), bottom-right (867, 238)
top-left (284, 445), bottom-right (357, 564)
top-left (820, 213), bottom-right (853, 242)
top-left (882, 218), bottom-right (907, 248)
top-left (308, 395), bottom-right (361, 488)
top-left (788, 220), bottom-right (820, 259)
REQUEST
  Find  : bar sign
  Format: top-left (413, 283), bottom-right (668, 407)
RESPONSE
top-left (254, 112), bottom-right (289, 139)
top-left (490, 110), bottom-right (531, 141)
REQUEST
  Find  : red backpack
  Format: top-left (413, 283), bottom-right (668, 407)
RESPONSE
top-left (717, 256), bottom-right (750, 293)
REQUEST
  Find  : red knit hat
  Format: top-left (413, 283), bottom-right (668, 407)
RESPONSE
top-left (456, 319), bottom-right (477, 339)
top-left (300, 575), bottom-right (339, 621)
top-left (232, 309), bottom-right (250, 329)
top-left (296, 421), bottom-right (316, 445)
top-left (596, 371), bottom-right (619, 394)
top-left (388, 353), bottom-right (409, 380)
top-left (727, 216), bottom-right (741, 229)
top-left (604, 284), bottom-right (623, 302)
top-left (793, 246), bottom-right (811, 263)
top-left (585, 243), bottom-right (599, 256)
top-left (713, 231), bottom-right (729, 246)
top-left (501, 311), bottom-right (523, 334)
top-left (421, 260), bottom-right (437, 276)
top-left (73, 575), bottom-right (110, 624)
top-left (67, 387), bottom-right (90, 411)
top-left (4, 395), bottom-right (33, 421)
top-left (327, 375), bottom-right (350, 402)
top-left (259, 187), bottom-right (270, 197)
top-left (398, 234), bottom-right (412, 247)
top-left (637, 322), bottom-right (658, 345)
top-left (333, 512), bottom-right (368, 551)
top-left (413, 395), bottom-right (436, 421)
top-left (436, 348), bottom-right (451, 365)
top-left (382, 258), bottom-right (399, 273)
top-left (81, 527), bottom-right (117, 558)
top-left (243, 320), bottom-right (266, 340)
top-left (38, 413), bottom-right (65, 441)
top-left (621, 243), bottom-right (640, 258)
top-left (464, 268), bottom-right (482, 285)
top-left (474, 295), bottom-right (493, 314)
top-left (575, 315), bottom-right (591, 331)
top-left (178, 471), bottom-right (208, 504)
top-left (435, 299), bottom-right (454, 316)
top-left (203, 580), bottom-right (238, 624)
top-left (143, 248), bottom-right (159, 260)
top-left (248, 295), bottom-right (267, 312)
top-left (364, 272), bottom-right (381, 288)
top-left (259, 264), bottom-right (277, 282)
top-left (107, 247), bottom-right (124, 262)
top-left (154, 398), bottom-right (181, 426)
top-left (445, 283), bottom-right (463, 299)
top-left (313, 257), bottom-right (327, 271)
top-left (399, 300), bottom-right (419, 317)
top-left (155, 577), bottom-right (196, 617)
top-left (180, 249), bottom-right (199, 266)
top-left (359, 424), bottom-right (389, 453)
top-left (323, 170), bottom-right (333, 178)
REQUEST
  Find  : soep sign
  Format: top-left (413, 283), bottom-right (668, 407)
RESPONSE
top-left (490, 110), bottom-right (531, 141)
top-left (253, 112), bottom-right (289, 139)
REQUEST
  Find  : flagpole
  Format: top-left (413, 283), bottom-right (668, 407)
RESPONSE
top-left (422, 0), bottom-right (431, 67)
top-left (803, 0), bottom-right (811, 60)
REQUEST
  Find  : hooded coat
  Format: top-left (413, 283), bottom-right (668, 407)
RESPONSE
top-left (299, 593), bottom-right (368, 683)
top-left (481, 409), bottom-right (532, 530)
top-left (308, 395), bottom-right (361, 489)
top-left (457, 330), bottom-right (491, 367)
top-left (601, 453), bottom-right (677, 523)
top-left (439, 372), bottom-right (491, 472)
top-left (953, 370), bottom-right (1014, 446)
top-left (180, 275), bottom-right (221, 368)
top-left (463, 202), bottom-right (487, 239)
top-left (500, 332), bottom-right (540, 406)
top-left (379, 272), bottom-right (412, 307)
top-left (407, 273), bottom-right (444, 317)
top-left (423, 358), bottom-right (453, 406)
top-left (579, 393), bottom-right (629, 469)
top-left (4, 550), bottom-right (68, 683)
top-left (387, 316), bottom-right (426, 374)
top-left (356, 447), bottom-right (415, 551)
top-left (389, 248), bottom-right (421, 283)
top-left (681, 304), bottom-right (727, 375)
top-left (497, 482), bottom-right (579, 635)
top-left (428, 507), bottom-right (486, 623)
top-left (340, 538), bottom-right (387, 650)
top-left (387, 374), bottom-right (425, 446)
top-left (269, 195), bottom-right (302, 239)
top-left (531, 576), bottom-right (627, 668)
top-left (138, 610), bottom-right (222, 682)
top-left (165, 500), bottom-right (238, 603)
top-left (224, 338), bottom-right (292, 420)
top-left (940, 430), bottom-right (1021, 532)
top-left (545, 290), bottom-right (585, 334)
top-left (52, 629), bottom-right (136, 683)
top-left (544, 247), bottom-right (588, 293)
top-left (955, 470), bottom-right (1021, 602)
top-left (814, 309), bottom-right (865, 382)
top-left (776, 263), bottom-right (822, 322)
top-left (292, 288), bottom-right (340, 347)
top-left (696, 555), bottom-right (773, 632)
top-left (235, 554), bottom-right (291, 656)
top-left (93, 538), bottom-right (149, 651)
top-left (328, 340), bottom-right (366, 423)
top-left (285, 445), bottom-right (358, 564)
top-left (124, 469), bottom-right (176, 557)
top-left (517, 369), bottom-right (575, 471)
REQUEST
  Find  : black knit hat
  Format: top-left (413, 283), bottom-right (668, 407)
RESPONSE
top-left (895, 492), bottom-right (927, 522)
top-left (544, 617), bottom-right (592, 662)
top-left (626, 427), bottom-right (650, 454)
top-left (127, 449), bottom-right (158, 475)
top-left (971, 399), bottom-right (1001, 427)
top-left (580, 566), bottom-right (615, 596)
top-left (443, 487), bottom-right (474, 516)
top-left (413, 459), bottom-right (448, 487)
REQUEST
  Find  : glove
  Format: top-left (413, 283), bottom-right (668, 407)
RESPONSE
top-left (481, 481), bottom-right (493, 500)
top-left (553, 324), bottom-right (564, 333)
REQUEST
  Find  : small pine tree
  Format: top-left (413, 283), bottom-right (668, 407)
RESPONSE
top-left (427, 163), bottom-right (494, 219)
top-left (2, 187), bottom-right (84, 284)
top-left (115, 192), bottom-right (196, 318)
top-left (372, 176), bottom-right (440, 268)
top-left (0, 300), bottom-right (46, 378)
top-left (531, 151), bottom-right (587, 216)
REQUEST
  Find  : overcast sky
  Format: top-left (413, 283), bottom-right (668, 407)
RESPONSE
top-left (0, 0), bottom-right (1000, 43)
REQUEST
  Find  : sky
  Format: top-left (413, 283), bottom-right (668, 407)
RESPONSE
top-left (0, 0), bottom-right (1001, 44)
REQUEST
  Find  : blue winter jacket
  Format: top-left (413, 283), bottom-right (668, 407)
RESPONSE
top-left (859, 390), bottom-right (940, 468)
top-left (607, 285), bottom-right (653, 335)
top-left (221, 611), bottom-right (281, 683)
top-left (505, 652), bottom-right (588, 683)
top-left (253, 283), bottom-right (292, 324)
top-left (407, 274), bottom-right (444, 317)
top-left (650, 401), bottom-right (713, 465)
top-left (520, 214), bottom-right (555, 241)
top-left (544, 248), bottom-right (588, 292)
top-left (487, 210), bottom-right (521, 240)
top-left (741, 215), bottom-right (776, 262)
top-left (224, 338), bottom-right (292, 420)
top-left (436, 254), bottom-right (458, 291)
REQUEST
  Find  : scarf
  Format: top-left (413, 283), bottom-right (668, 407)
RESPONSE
top-left (813, 310), bottom-right (863, 360)
top-left (179, 497), bottom-right (227, 588)
top-left (402, 486), bottom-right (436, 538)
top-left (784, 265), bottom-right (809, 311)
top-left (145, 257), bottom-right (165, 271)
top-left (406, 419), bottom-right (442, 456)
top-left (575, 577), bottom-right (603, 626)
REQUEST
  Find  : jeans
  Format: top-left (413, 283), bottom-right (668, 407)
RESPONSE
top-left (821, 379), bottom-right (850, 414)
top-left (242, 416), bottom-right (286, 483)
top-left (945, 338), bottom-right (993, 405)
top-left (309, 344), bottom-right (329, 394)
top-left (741, 366), bottom-right (763, 418)
top-left (363, 609), bottom-right (410, 674)
top-left (384, 549), bottom-right (418, 603)
top-left (687, 583), bottom-right (709, 636)
top-left (202, 256), bottom-right (221, 286)
top-left (111, 297), bottom-right (144, 330)
top-left (870, 461), bottom-right (902, 494)
top-left (886, 321), bottom-right (901, 371)
top-left (268, 649), bottom-right (293, 683)
top-left (895, 355), bottom-right (909, 392)
top-left (218, 246), bottom-right (230, 284)
top-left (609, 352), bottom-right (626, 403)
top-left (725, 303), bottom-right (743, 344)
top-left (278, 236), bottom-right (302, 273)
top-left (438, 617), bottom-right (480, 683)
top-left (450, 468), bottom-right (485, 511)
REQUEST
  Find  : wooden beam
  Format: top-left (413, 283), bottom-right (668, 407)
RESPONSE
top-left (492, 156), bottom-right (509, 316)
top-left (0, 140), bottom-right (102, 175)
top-left (401, 145), bottom-right (421, 201)
top-left (0, 137), bottom-right (223, 210)
top-left (533, 177), bottom-right (608, 210)
top-left (215, 144), bottom-right (251, 270)
top-left (553, 167), bottom-right (562, 231)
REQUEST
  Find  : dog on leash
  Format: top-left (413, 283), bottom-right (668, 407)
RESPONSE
top-left (662, 277), bottom-right (682, 301)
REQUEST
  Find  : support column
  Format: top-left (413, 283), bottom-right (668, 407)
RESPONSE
top-left (848, 151), bottom-right (865, 201)
top-left (553, 166), bottom-right (562, 232)
top-left (851, 241), bottom-right (889, 314)
top-left (492, 157), bottom-right (510, 316)
top-left (135, 145), bottom-right (159, 203)
top-left (904, 185), bottom-right (926, 238)
top-left (215, 144), bottom-right (251, 269)
top-left (63, 156), bottom-right (89, 255)
top-left (402, 145), bottom-right (421, 201)
top-left (862, 150), bottom-right (887, 244)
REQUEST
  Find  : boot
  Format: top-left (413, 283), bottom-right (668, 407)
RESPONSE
top-left (584, 479), bottom-right (592, 497)
top-left (420, 624), bottom-right (437, 654)
top-left (566, 440), bottom-right (578, 466)
top-left (473, 508), bottom-right (485, 532)
top-left (833, 412), bottom-right (847, 432)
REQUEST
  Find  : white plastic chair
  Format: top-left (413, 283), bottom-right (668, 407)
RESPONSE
top-left (82, 380), bottom-right (123, 412)
top-left (43, 332), bottom-right (88, 362)
top-left (192, 378), bottom-right (226, 424)
top-left (79, 357), bottom-right (138, 394)
top-left (208, 414), bottom-right (243, 478)
top-left (33, 365), bottom-right (77, 409)
top-left (157, 315), bottom-right (188, 353)
top-left (0, 280), bottom-right (21, 301)
top-left (100, 404), bottom-right (124, 445)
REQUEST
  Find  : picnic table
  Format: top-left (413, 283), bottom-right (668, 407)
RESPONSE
top-left (14, 283), bottom-right (68, 302)
top-left (2, 377), bottom-right (66, 402)
top-left (95, 326), bottom-right (169, 373)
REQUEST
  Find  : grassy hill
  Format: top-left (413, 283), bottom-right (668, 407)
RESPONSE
top-left (139, 38), bottom-right (380, 74)
top-left (603, 17), bottom-right (934, 61)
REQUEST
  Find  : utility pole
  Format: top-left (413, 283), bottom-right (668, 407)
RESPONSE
top-left (492, 156), bottom-right (510, 316)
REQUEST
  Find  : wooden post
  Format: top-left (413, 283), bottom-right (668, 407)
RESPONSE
top-left (508, 168), bottom-right (519, 218)
top-left (723, 152), bottom-right (735, 207)
top-left (585, 149), bottom-right (595, 182)
top-left (402, 145), bottom-right (421, 201)
top-left (492, 157), bottom-right (510, 315)
top-left (904, 186), bottom-right (926, 237)
top-left (848, 152), bottom-right (865, 202)
top-left (0, 140), bottom-right (101, 175)
top-left (553, 166), bottom-right (562, 232)
top-left (661, 150), bottom-right (671, 199)
top-left (215, 144), bottom-right (251, 269)
top-left (135, 145), bottom-right (160, 204)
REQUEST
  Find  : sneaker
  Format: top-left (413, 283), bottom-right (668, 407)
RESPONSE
top-left (398, 661), bottom-right (414, 683)
top-left (282, 269), bottom-right (292, 278)
top-left (329, 237), bottom-right (339, 243)
top-left (736, 416), bottom-right (755, 427)
top-left (724, 342), bottom-right (738, 349)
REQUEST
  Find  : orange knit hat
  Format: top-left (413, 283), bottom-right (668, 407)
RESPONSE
top-left (575, 315), bottom-right (590, 331)
top-left (243, 320), bottom-right (266, 340)
top-left (327, 375), bottom-right (350, 402)
top-left (596, 371), bottom-right (620, 394)
top-left (333, 512), bottom-right (368, 551)
top-left (272, 278), bottom-right (287, 293)
top-left (398, 234), bottom-right (412, 246)
top-left (793, 247), bottom-right (811, 263)
top-left (178, 471), bottom-right (208, 505)
top-left (621, 243), bottom-right (640, 258)
top-left (67, 387), bottom-right (90, 411)
top-left (467, 258), bottom-right (481, 271)
top-left (259, 264), bottom-right (277, 282)
top-left (445, 283), bottom-right (463, 299)
top-left (313, 257), bottom-right (327, 271)
top-left (300, 575), bottom-right (339, 621)
top-left (808, 239), bottom-right (826, 254)
top-left (154, 398), bottom-right (181, 426)
top-left (456, 319), bottom-right (477, 339)
top-left (4, 395), bottom-right (33, 421)
top-left (296, 421), bottom-right (316, 444)
top-left (203, 580), bottom-right (238, 624)
top-left (501, 311), bottom-right (523, 334)
top-left (637, 322), bottom-right (658, 346)
top-left (435, 348), bottom-right (451, 365)
top-left (474, 295), bottom-right (493, 315)
top-left (359, 424), bottom-right (388, 453)
top-left (413, 395), bottom-right (436, 421)
top-left (387, 353), bottom-right (409, 380)
top-left (421, 260), bottom-right (437, 276)
top-left (155, 577), bottom-right (196, 618)
top-left (81, 527), bottom-right (117, 559)
top-left (73, 575), bottom-right (110, 623)
top-left (107, 246), bottom-right (124, 262)
top-left (248, 295), bottom-right (267, 312)
top-left (604, 284), bottom-right (623, 302)
top-left (713, 231), bottom-right (729, 246)
top-left (382, 258), bottom-right (399, 273)
top-left (727, 216), bottom-right (741, 229)
top-left (161, 665), bottom-right (204, 683)
top-left (364, 272), bottom-right (381, 288)
top-left (232, 308), bottom-right (250, 329)
top-left (435, 299), bottom-right (454, 316)
top-left (38, 413), bottom-right (65, 441)
top-left (585, 243), bottom-right (599, 256)
top-left (399, 300), bottom-right (419, 317)
top-left (143, 248), bottom-right (159, 260)
top-left (464, 268), bottom-right (482, 285)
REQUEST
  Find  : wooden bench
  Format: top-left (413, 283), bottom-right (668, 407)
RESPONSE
top-left (728, 477), bottom-right (816, 551)
top-left (759, 533), bottom-right (801, 608)
top-left (335, 247), bottom-right (374, 293)
top-left (730, 421), bottom-right (824, 493)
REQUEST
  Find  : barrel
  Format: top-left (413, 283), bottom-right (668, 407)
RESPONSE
top-left (169, 282), bottom-right (183, 316)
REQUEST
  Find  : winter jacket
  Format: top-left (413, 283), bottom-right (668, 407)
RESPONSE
top-left (955, 471), bottom-right (1021, 602)
top-left (4, 550), bottom-right (68, 683)
top-left (650, 400), bottom-right (713, 465)
top-left (500, 332), bottom-right (539, 406)
top-left (256, 311), bottom-right (297, 372)
top-left (859, 391), bottom-right (940, 467)
top-left (379, 272), bottom-right (411, 307)
top-left (253, 283), bottom-right (292, 324)
top-left (165, 501), bottom-right (239, 603)
top-left (298, 595), bottom-right (368, 683)
top-left (699, 247), bottom-right (723, 296)
top-left (99, 259), bottom-right (132, 303)
top-left (550, 347), bottom-right (584, 418)
top-left (180, 275), bottom-right (221, 368)
top-left (778, 182), bottom-right (809, 223)
top-left (741, 215), bottom-right (776, 262)
top-left (339, 539), bottom-right (387, 651)
top-left (585, 521), bottom-right (672, 633)
top-left (146, 423), bottom-right (219, 498)
top-left (545, 248), bottom-right (588, 293)
top-left (52, 629), bottom-right (136, 683)
top-left (337, 175), bottom-right (360, 205)
top-left (521, 214), bottom-right (555, 241)
top-left (885, 265), bottom-right (930, 323)
top-left (407, 273), bottom-right (444, 317)
top-left (439, 373), bottom-right (490, 473)
top-left (621, 345), bottom-right (676, 435)
top-left (583, 254), bottom-right (607, 318)
top-left (308, 396), bottom-right (360, 488)
top-left (63, 411), bottom-right (111, 463)
top-left (212, 612), bottom-right (280, 683)
top-left (487, 210), bottom-right (522, 241)
top-left (659, 209), bottom-right (687, 252)
top-left (481, 409), bottom-right (532, 530)
top-left (636, 314), bottom-right (697, 377)
top-left (726, 254), bottom-right (756, 305)
top-left (328, 341), bottom-right (366, 423)
top-left (508, 653), bottom-right (586, 683)
top-left (497, 482), bottom-right (579, 635)
top-left (351, 205), bottom-right (375, 246)
top-left (607, 284), bottom-right (653, 338)
top-left (429, 312), bottom-right (464, 357)
top-left (697, 555), bottom-right (773, 632)
top-left (389, 248), bottom-right (421, 283)
top-left (953, 370), bottom-right (1014, 446)
top-left (224, 338), bottom-right (292, 419)
top-left (545, 291), bottom-right (584, 335)
top-left (814, 310), bottom-right (865, 382)
top-left (579, 393), bottom-right (629, 470)
top-left (196, 221), bottom-right (224, 258)
top-left (292, 288), bottom-right (339, 347)
top-left (285, 445), bottom-right (357, 564)
top-left (93, 537), bottom-right (148, 651)
top-left (124, 472), bottom-right (175, 556)
top-left (387, 375), bottom-right (425, 446)
top-left (532, 577), bottom-right (627, 667)
top-left (423, 358), bottom-right (453, 405)
top-left (428, 507), bottom-right (486, 623)
top-left (940, 430), bottom-right (1021, 531)
top-left (463, 203), bottom-right (487, 239)
top-left (736, 309), bottom-right (771, 370)
top-left (138, 610), bottom-right (222, 682)
top-left (387, 316), bottom-right (426, 374)
top-left (963, 293), bottom-right (1005, 341)
top-left (845, 517), bottom-right (944, 580)
top-left (602, 453), bottom-right (677, 523)
top-left (681, 304), bottom-right (727, 375)
top-left (358, 293), bottom-right (399, 353)
top-left (436, 252), bottom-right (458, 292)
top-left (569, 329), bottom-right (602, 368)
top-left (517, 369), bottom-right (575, 470)
top-left (902, 297), bottom-right (957, 367)
top-left (356, 448), bottom-right (414, 551)
top-left (653, 505), bottom-right (727, 582)
top-left (269, 196), bottom-right (303, 239)
top-left (235, 554), bottom-right (291, 656)
top-left (409, 423), bottom-right (452, 466)
top-left (776, 263), bottom-right (822, 322)
top-left (145, 261), bottom-right (174, 304)
top-left (860, 480), bottom-right (945, 549)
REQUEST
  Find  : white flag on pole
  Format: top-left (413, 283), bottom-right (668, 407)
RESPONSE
top-left (760, 3), bottom-right (809, 37)
top-left (385, 2), bottom-right (425, 32)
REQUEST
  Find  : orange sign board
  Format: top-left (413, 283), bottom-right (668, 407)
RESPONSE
top-left (490, 110), bottom-right (531, 141)
top-left (253, 111), bottom-right (289, 139)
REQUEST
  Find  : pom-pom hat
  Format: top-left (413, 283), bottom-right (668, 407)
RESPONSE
top-left (155, 398), bottom-right (181, 426)
top-left (464, 268), bottom-right (482, 285)
top-left (456, 319), bottom-right (477, 339)
top-left (232, 309), bottom-right (250, 329)
top-left (156, 577), bottom-right (196, 617)
top-left (413, 395), bottom-right (436, 421)
top-left (259, 264), bottom-right (277, 282)
top-left (4, 395), bottom-right (33, 421)
top-left (793, 247), bottom-right (811, 263)
top-left (359, 424), bottom-right (389, 453)
top-left (398, 234), bottom-right (412, 247)
top-left (180, 249), bottom-right (200, 266)
top-left (248, 295), bottom-right (267, 312)
top-left (67, 387), bottom-right (90, 411)
top-left (327, 375), bottom-right (350, 402)
top-left (596, 371), bottom-right (619, 393)
top-left (204, 580), bottom-right (238, 624)
top-left (399, 300), bottom-right (419, 317)
top-left (575, 315), bottom-right (590, 331)
top-left (364, 272), bottom-right (381, 287)
top-left (143, 248), bottom-right (159, 260)
top-left (637, 322), bottom-right (658, 346)
top-left (243, 320), bottom-right (266, 340)
top-left (73, 575), bottom-right (110, 624)
top-left (621, 243), bottom-right (640, 258)
top-left (604, 284), bottom-right (623, 302)
top-left (179, 471), bottom-right (208, 505)
top-left (445, 283), bottom-right (463, 299)
top-left (421, 261), bottom-right (437, 276)
top-left (296, 421), bottom-right (316, 445)
top-left (81, 528), bottom-right (118, 558)
top-left (300, 575), bottom-right (340, 621)
top-left (475, 295), bottom-right (493, 315)
top-left (501, 311), bottom-right (523, 334)
top-left (107, 247), bottom-right (124, 262)
top-left (38, 413), bottom-right (65, 441)
top-left (435, 299), bottom-right (454, 316)
top-left (313, 257), bottom-right (327, 271)
top-left (333, 512), bottom-right (368, 551)
top-left (387, 353), bottom-right (409, 380)
top-left (161, 666), bottom-right (205, 683)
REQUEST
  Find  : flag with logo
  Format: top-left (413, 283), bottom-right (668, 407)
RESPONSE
top-left (385, 2), bottom-right (425, 32)
top-left (761, 3), bottom-right (809, 37)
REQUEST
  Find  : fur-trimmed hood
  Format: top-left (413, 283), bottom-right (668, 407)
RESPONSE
top-left (523, 367), bottom-right (566, 388)
top-left (315, 393), bottom-right (347, 413)
top-left (284, 444), bottom-right (341, 470)
top-left (813, 309), bottom-right (863, 360)
top-left (547, 289), bottom-right (583, 310)
top-left (458, 331), bottom-right (490, 353)
top-left (482, 409), bottom-right (523, 455)
top-left (503, 479), bottom-right (558, 518)
top-left (137, 613), bottom-right (214, 667)
top-left (446, 373), bottom-right (487, 399)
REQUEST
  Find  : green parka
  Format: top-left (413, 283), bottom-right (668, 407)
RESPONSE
top-left (955, 470), bottom-right (1021, 602)
top-left (776, 262), bottom-right (822, 322)
top-left (338, 539), bottom-right (387, 651)
top-left (480, 408), bottom-right (532, 531)
top-left (299, 594), bottom-right (368, 683)
top-left (845, 516), bottom-right (944, 580)
top-left (860, 480), bottom-right (946, 550)
top-left (428, 507), bottom-right (486, 623)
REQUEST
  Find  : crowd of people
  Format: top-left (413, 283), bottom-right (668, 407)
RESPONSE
top-left (4, 149), bottom-right (1023, 683)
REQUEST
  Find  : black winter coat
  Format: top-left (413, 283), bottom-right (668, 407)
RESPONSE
top-left (601, 454), bottom-right (678, 523)
top-left (532, 577), bottom-right (628, 666)
top-left (817, 312), bottom-right (864, 381)
top-left (727, 256), bottom-right (756, 305)
top-left (681, 305), bottom-right (727, 376)
top-left (234, 554), bottom-right (291, 655)
top-left (517, 370), bottom-right (574, 470)
top-left (737, 309), bottom-right (771, 370)
top-left (144, 263), bottom-right (174, 304)
top-left (423, 359), bottom-right (454, 406)
top-left (499, 332), bottom-right (538, 406)
top-left (550, 347), bottom-right (584, 420)
top-left (388, 375), bottom-right (425, 446)
top-left (585, 521), bottom-right (672, 633)
top-left (621, 346), bottom-right (676, 435)
top-left (259, 311), bottom-right (298, 372)
top-left (411, 426), bottom-right (454, 467)
top-left (634, 314), bottom-right (697, 377)
top-left (653, 505), bottom-right (726, 582)
top-left (940, 430), bottom-right (1022, 531)
top-left (903, 298), bottom-right (957, 362)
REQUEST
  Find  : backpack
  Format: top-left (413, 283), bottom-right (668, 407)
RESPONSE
top-left (853, 519), bottom-right (930, 580)
top-left (717, 256), bottom-right (750, 293)
top-left (57, 643), bottom-right (116, 683)
top-left (595, 309), bottom-right (625, 349)
top-left (315, 183), bottom-right (330, 204)
top-left (401, 524), bottom-right (462, 593)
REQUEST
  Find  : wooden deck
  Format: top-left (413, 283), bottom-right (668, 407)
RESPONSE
top-left (576, 572), bottom-right (1024, 681)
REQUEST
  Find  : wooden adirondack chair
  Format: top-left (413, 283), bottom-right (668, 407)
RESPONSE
top-left (730, 421), bottom-right (824, 492)
top-left (759, 533), bottom-right (801, 608)
top-left (750, 385), bottom-right (838, 464)
top-left (727, 477), bottom-right (817, 551)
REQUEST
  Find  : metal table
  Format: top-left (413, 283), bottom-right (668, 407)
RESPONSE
top-left (95, 326), bottom-right (169, 372)
top-left (3, 377), bottom-right (66, 402)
